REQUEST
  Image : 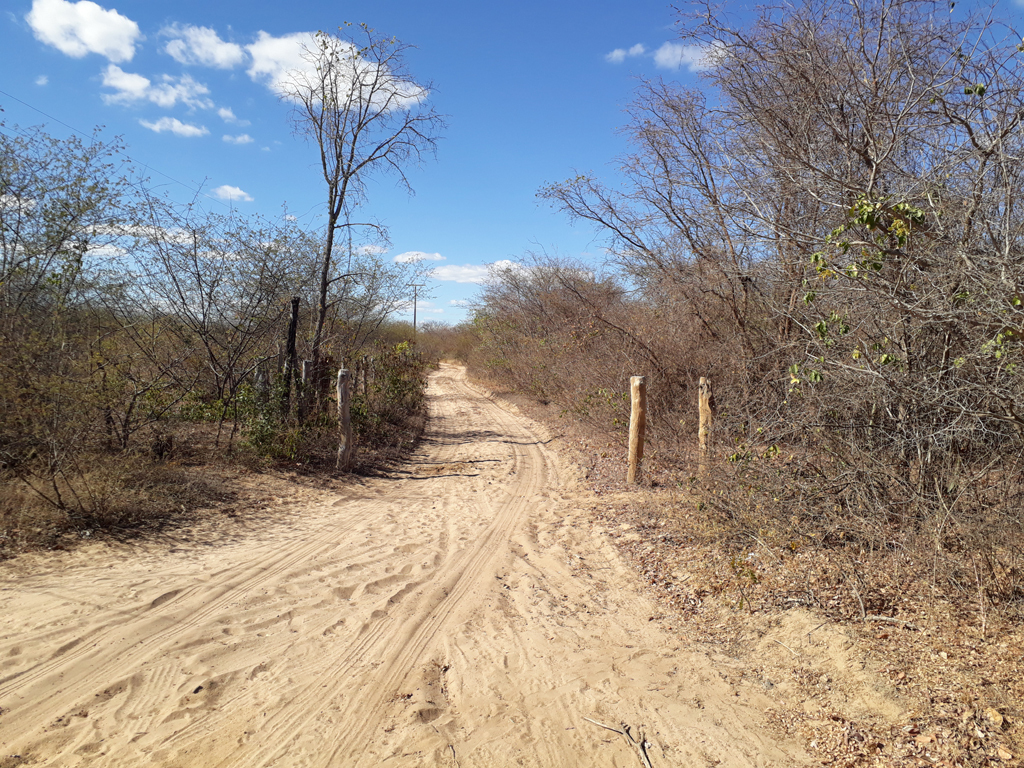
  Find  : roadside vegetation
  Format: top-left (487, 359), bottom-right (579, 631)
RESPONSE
top-left (458, 0), bottom-right (1024, 625)
top-left (426, 0), bottom-right (1024, 763)
top-left (0, 25), bottom-right (439, 557)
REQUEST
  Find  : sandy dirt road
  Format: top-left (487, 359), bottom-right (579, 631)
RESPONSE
top-left (0, 364), bottom-right (807, 767)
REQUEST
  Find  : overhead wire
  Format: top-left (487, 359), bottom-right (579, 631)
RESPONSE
top-left (0, 86), bottom-right (233, 211)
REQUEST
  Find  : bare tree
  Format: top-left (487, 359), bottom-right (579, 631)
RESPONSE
top-left (120, 203), bottom-right (312, 442)
top-left (281, 24), bottom-right (445, 374)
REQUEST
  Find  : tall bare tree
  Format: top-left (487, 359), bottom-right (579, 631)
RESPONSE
top-left (281, 24), bottom-right (445, 373)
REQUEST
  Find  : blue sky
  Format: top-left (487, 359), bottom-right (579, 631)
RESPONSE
top-left (0, 0), bottom-right (712, 324)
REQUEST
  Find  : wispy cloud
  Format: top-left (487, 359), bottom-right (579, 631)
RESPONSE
top-left (605, 41), bottom-right (716, 72)
top-left (35, 75), bottom-right (48, 86)
top-left (26, 0), bottom-right (141, 63)
top-left (217, 106), bottom-right (250, 126)
top-left (212, 185), bottom-right (254, 202)
top-left (394, 251), bottom-right (445, 264)
top-left (138, 116), bottom-right (209, 137)
top-left (432, 260), bottom-right (519, 284)
top-left (102, 64), bottom-right (213, 109)
top-left (605, 43), bottom-right (646, 64)
top-left (162, 24), bottom-right (245, 69)
top-left (223, 133), bottom-right (253, 145)
top-left (653, 42), bottom-right (714, 72)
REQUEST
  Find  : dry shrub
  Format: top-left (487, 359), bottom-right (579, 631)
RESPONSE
top-left (0, 453), bottom-right (224, 559)
top-left (415, 321), bottom-right (478, 364)
top-left (609, 480), bottom-right (1024, 768)
top-left (233, 345), bottom-right (430, 472)
top-left (679, 443), bottom-right (1024, 622)
top-left (467, 254), bottom-right (772, 454)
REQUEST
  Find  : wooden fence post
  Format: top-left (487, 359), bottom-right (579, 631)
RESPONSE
top-left (337, 368), bottom-right (353, 470)
top-left (299, 359), bottom-right (313, 420)
top-left (254, 358), bottom-right (270, 404)
top-left (280, 296), bottom-right (300, 417)
top-left (627, 375), bottom-right (647, 484)
top-left (698, 376), bottom-right (714, 471)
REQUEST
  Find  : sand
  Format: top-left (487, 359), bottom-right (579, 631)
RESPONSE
top-left (0, 363), bottom-right (809, 766)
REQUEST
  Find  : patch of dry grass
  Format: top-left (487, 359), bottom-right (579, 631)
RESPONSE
top-left (0, 451), bottom-right (229, 560)
top-left (601, 484), bottom-right (1024, 767)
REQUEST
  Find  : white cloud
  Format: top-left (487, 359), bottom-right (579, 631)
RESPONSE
top-left (432, 260), bottom-right (520, 284)
top-left (217, 106), bottom-right (251, 126)
top-left (162, 24), bottom-right (245, 69)
top-left (450, 299), bottom-right (470, 307)
top-left (246, 31), bottom-right (428, 109)
top-left (223, 133), bottom-right (254, 145)
top-left (35, 75), bottom-right (48, 86)
top-left (605, 43), bottom-right (646, 64)
top-left (394, 251), bottom-right (445, 263)
top-left (26, 0), bottom-right (140, 63)
top-left (84, 242), bottom-right (128, 260)
top-left (246, 31), bottom-right (317, 96)
top-left (653, 42), bottom-right (714, 72)
top-left (102, 64), bottom-right (148, 100)
top-left (0, 194), bottom-right (38, 214)
top-left (138, 117), bottom-right (209, 137)
top-left (357, 244), bottom-right (388, 256)
top-left (212, 185), bottom-right (254, 202)
top-left (102, 64), bottom-right (213, 109)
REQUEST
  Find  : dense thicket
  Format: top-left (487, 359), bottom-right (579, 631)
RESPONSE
top-left (469, 0), bottom-right (1024, 601)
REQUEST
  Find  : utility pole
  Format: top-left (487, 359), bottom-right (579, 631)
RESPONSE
top-left (410, 283), bottom-right (425, 337)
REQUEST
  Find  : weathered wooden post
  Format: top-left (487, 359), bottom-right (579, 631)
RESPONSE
top-left (627, 375), bottom-right (647, 484)
top-left (337, 368), bottom-right (353, 470)
top-left (281, 296), bottom-right (300, 416)
top-left (299, 359), bottom-right (314, 420)
top-left (254, 358), bottom-right (270, 404)
top-left (698, 376), bottom-right (714, 472)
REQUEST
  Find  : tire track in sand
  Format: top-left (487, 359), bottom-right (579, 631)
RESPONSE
top-left (0, 364), bottom-right (810, 768)
top-left (0, 363), bottom-right (554, 767)
top-left (207, 363), bottom-right (556, 767)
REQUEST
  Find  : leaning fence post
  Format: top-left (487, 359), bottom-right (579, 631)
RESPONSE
top-left (698, 376), bottom-right (714, 472)
top-left (337, 368), bottom-right (353, 470)
top-left (627, 375), bottom-right (647, 484)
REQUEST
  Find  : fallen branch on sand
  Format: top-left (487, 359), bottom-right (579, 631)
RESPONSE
top-left (583, 716), bottom-right (654, 768)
